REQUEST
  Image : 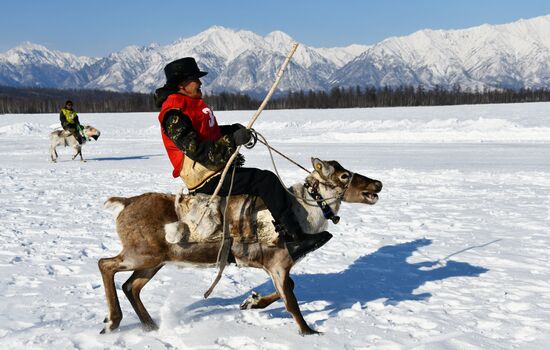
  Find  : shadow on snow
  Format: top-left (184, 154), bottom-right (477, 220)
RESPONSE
top-left (87, 154), bottom-right (164, 161)
top-left (180, 238), bottom-right (489, 323)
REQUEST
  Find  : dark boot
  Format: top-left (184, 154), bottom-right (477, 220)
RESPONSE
top-left (285, 231), bottom-right (333, 262)
top-left (274, 213), bottom-right (333, 261)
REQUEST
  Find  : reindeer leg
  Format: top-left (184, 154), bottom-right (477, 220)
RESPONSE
top-left (240, 277), bottom-right (295, 310)
top-left (269, 268), bottom-right (319, 335)
top-left (50, 146), bottom-right (57, 162)
top-left (72, 147), bottom-right (82, 161)
top-left (122, 265), bottom-right (163, 331)
top-left (98, 254), bottom-right (164, 334)
top-left (98, 255), bottom-right (126, 333)
top-left (240, 290), bottom-right (281, 310)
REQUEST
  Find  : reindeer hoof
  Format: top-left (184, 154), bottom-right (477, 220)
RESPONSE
top-left (100, 318), bottom-right (121, 334)
top-left (100, 324), bottom-right (119, 334)
top-left (143, 322), bottom-right (159, 332)
top-left (240, 291), bottom-right (260, 310)
top-left (300, 328), bottom-right (322, 336)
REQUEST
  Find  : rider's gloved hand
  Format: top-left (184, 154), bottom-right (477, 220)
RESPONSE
top-left (231, 128), bottom-right (252, 146)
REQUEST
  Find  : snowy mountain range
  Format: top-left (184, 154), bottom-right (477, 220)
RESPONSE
top-left (2, 15), bottom-right (550, 94)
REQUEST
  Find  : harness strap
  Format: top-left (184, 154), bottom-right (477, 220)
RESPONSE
top-left (203, 164), bottom-right (237, 299)
top-left (78, 125), bottom-right (91, 142)
top-left (304, 181), bottom-right (340, 224)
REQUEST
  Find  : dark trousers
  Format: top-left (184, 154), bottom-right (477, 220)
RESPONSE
top-left (63, 125), bottom-right (83, 144)
top-left (195, 167), bottom-right (294, 222)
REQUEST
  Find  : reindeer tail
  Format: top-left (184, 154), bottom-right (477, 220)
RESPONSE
top-left (104, 197), bottom-right (133, 219)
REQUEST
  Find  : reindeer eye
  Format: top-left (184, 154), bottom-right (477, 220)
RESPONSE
top-left (340, 173), bottom-right (350, 181)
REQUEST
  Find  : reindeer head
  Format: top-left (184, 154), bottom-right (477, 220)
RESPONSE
top-left (311, 158), bottom-right (382, 205)
top-left (83, 125), bottom-right (101, 140)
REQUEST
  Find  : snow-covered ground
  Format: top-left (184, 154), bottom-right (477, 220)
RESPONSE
top-left (1, 102), bottom-right (549, 349)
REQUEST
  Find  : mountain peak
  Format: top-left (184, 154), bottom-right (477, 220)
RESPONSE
top-left (265, 31), bottom-right (295, 49)
top-left (193, 25), bottom-right (257, 40)
top-left (10, 41), bottom-right (50, 53)
top-left (265, 30), bottom-right (293, 42)
top-left (202, 25), bottom-right (234, 33)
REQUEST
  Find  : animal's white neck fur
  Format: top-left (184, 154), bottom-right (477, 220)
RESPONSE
top-left (289, 172), bottom-right (343, 234)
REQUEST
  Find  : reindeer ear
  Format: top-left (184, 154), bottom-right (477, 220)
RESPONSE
top-left (311, 157), bottom-right (321, 170)
top-left (311, 158), bottom-right (334, 178)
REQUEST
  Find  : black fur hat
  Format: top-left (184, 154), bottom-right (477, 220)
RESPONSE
top-left (164, 57), bottom-right (207, 87)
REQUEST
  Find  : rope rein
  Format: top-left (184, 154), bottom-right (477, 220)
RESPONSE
top-left (251, 129), bottom-right (311, 174)
top-left (255, 130), bottom-right (353, 207)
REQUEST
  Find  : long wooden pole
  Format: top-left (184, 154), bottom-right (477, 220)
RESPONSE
top-left (207, 43), bottom-right (299, 205)
top-left (202, 43), bottom-right (299, 298)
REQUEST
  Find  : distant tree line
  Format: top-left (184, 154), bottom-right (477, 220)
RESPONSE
top-left (2, 84), bottom-right (550, 114)
top-left (0, 86), bottom-right (155, 114)
top-left (267, 85), bottom-right (550, 109)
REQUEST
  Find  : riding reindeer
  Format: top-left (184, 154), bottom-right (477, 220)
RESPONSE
top-left (49, 125), bottom-right (100, 162)
top-left (99, 158), bottom-right (382, 335)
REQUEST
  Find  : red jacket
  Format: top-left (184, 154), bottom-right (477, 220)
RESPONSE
top-left (158, 93), bottom-right (222, 177)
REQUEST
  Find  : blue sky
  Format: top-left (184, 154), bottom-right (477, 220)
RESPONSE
top-left (2, 0), bottom-right (550, 56)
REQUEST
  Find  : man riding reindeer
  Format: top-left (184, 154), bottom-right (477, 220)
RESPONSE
top-left (154, 57), bottom-right (329, 252)
top-left (59, 100), bottom-right (85, 144)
